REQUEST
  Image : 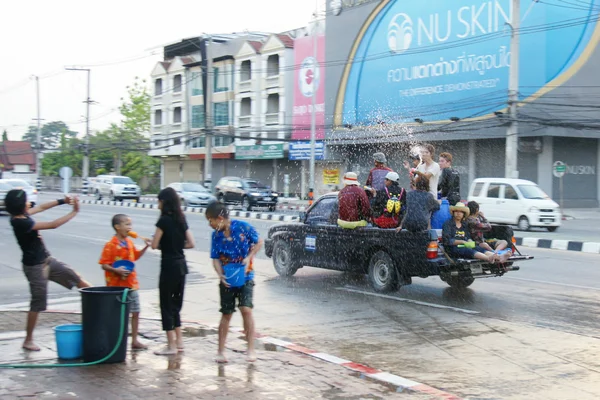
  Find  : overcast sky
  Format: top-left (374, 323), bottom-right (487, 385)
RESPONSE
top-left (0, 0), bottom-right (323, 141)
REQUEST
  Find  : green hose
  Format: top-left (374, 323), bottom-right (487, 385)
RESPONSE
top-left (0, 288), bottom-right (130, 369)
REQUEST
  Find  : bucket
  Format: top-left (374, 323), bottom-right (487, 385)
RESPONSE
top-left (113, 259), bottom-right (135, 272)
top-left (54, 324), bottom-right (83, 360)
top-left (223, 264), bottom-right (246, 288)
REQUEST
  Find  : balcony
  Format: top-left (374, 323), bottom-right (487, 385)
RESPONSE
top-left (238, 80), bottom-right (252, 93)
top-left (265, 111), bottom-right (284, 126)
top-left (265, 75), bottom-right (281, 89)
top-left (239, 115), bottom-right (252, 128)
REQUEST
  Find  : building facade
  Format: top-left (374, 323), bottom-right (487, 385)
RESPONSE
top-left (324, 0), bottom-right (600, 207)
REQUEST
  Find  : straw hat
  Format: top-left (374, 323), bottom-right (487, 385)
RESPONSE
top-left (450, 202), bottom-right (470, 217)
top-left (343, 172), bottom-right (360, 186)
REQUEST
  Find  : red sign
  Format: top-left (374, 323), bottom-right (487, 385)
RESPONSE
top-left (292, 35), bottom-right (325, 140)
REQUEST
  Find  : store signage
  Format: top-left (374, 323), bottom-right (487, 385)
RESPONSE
top-left (289, 141), bottom-right (325, 160)
top-left (235, 144), bottom-right (284, 160)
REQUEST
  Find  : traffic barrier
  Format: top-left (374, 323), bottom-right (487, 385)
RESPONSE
top-left (82, 179), bottom-right (89, 195)
top-left (35, 178), bottom-right (41, 192)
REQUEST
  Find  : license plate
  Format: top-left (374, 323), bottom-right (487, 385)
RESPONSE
top-left (263, 197), bottom-right (271, 201)
top-left (470, 265), bottom-right (483, 275)
top-left (540, 218), bottom-right (553, 223)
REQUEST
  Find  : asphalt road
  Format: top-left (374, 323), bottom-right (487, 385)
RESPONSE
top-left (2, 197), bottom-right (600, 398)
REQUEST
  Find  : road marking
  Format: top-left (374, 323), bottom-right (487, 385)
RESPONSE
top-left (0, 296), bottom-right (81, 311)
top-left (336, 287), bottom-right (480, 315)
top-left (504, 276), bottom-right (600, 291)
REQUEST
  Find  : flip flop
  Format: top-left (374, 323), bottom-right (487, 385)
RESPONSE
top-left (215, 354), bottom-right (228, 364)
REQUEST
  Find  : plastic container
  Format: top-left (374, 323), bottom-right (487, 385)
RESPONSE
top-left (54, 324), bottom-right (83, 360)
top-left (223, 264), bottom-right (246, 288)
top-left (80, 286), bottom-right (130, 364)
top-left (113, 259), bottom-right (135, 272)
top-left (431, 199), bottom-right (452, 229)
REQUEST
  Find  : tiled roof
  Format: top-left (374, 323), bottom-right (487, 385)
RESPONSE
top-left (276, 34), bottom-right (294, 48)
top-left (160, 61), bottom-right (171, 71)
top-left (248, 41), bottom-right (263, 53)
top-left (180, 56), bottom-right (195, 65)
top-left (0, 141), bottom-right (35, 171)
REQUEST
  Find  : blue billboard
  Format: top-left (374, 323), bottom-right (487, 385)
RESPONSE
top-left (289, 141), bottom-right (325, 160)
top-left (334, 0), bottom-right (600, 126)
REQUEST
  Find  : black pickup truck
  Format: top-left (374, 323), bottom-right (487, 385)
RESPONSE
top-left (264, 194), bottom-right (533, 292)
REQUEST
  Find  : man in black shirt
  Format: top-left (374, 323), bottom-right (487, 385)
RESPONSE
top-left (438, 152), bottom-right (461, 204)
top-left (5, 189), bottom-right (91, 351)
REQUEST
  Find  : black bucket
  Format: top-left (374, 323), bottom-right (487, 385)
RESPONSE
top-left (80, 286), bottom-right (131, 364)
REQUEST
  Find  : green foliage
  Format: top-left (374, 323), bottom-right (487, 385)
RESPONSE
top-left (22, 121), bottom-right (78, 150)
top-left (119, 76), bottom-right (151, 137)
top-left (41, 136), bottom-right (83, 176)
top-left (1, 129), bottom-right (7, 142)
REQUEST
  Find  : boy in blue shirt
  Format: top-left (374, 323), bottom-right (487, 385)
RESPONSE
top-left (206, 201), bottom-right (263, 363)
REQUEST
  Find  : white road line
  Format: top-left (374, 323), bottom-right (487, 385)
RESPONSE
top-left (503, 276), bottom-right (600, 291)
top-left (336, 287), bottom-right (480, 315)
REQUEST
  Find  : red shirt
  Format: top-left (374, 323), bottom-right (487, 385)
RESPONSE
top-left (338, 185), bottom-right (371, 222)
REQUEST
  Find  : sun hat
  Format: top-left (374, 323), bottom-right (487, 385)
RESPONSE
top-left (343, 172), bottom-right (360, 186)
top-left (385, 171), bottom-right (399, 182)
top-left (450, 202), bottom-right (470, 217)
top-left (373, 152), bottom-right (387, 164)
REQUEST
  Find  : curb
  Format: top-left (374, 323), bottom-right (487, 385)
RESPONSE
top-left (34, 311), bottom-right (462, 399)
top-left (515, 237), bottom-right (600, 254)
top-left (80, 199), bottom-right (299, 222)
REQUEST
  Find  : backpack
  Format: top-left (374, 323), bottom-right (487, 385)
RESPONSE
top-left (384, 187), bottom-right (404, 217)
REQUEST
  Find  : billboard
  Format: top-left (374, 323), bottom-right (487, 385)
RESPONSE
top-left (292, 35), bottom-right (326, 140)
top-left (334, 0), bottom-right (600, 126)
top-left (235, 144), bottom-right (284, 160)
top-left (289, 141), bottom-right (325, 160)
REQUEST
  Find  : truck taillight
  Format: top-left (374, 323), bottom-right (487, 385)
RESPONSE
top-left (427, 241), bottom-right (438, 259)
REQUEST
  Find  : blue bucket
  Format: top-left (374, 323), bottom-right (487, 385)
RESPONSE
top-left (54, 324), bottom-right (83, 360)
top-left (223, 264), bottom-right (246, 288)
top-left (113, 260), bottom-right (135, 272)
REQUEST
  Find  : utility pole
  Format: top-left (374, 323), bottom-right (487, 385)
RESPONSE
top-left (308, 10), bottom-right (318, 204)
top-left (35, 76), bottom-right (42, 181)
top-left (204, 35), bottom-right (214, 191)
top-left (65, 67), bottom-right (92, 181)
top-left (505, 0), bottom-right (520, 179)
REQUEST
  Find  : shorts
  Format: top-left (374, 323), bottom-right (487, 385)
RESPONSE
top-left (219, 280), bottom-right (254, 315)
top-left (448, 246), bottom-right (488, 259)
top-left (128, 289), bottom-right (141, 313)
top-left (23, 257), bottom-right (83, 312)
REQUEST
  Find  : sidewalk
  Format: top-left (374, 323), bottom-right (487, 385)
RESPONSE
top-left (0, 311), bottom-right (431, 400)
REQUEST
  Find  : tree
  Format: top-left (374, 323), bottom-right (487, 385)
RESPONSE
top-left (22, 121), bottom-right (78, 150)
top-left (119, 76), bottom-right (151, 138)
top-left (1, 129), bottom-right (7, 142)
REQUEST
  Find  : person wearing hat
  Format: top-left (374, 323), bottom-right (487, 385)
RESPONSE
top-left (370, 171), bottom-right (406, 229)
top-left (338, 172), bottom-right (372, 229)
top-left (466, 201), bottom-right (511, 255)
top-left (442, 203), bottom-right (510, 263)
top-left (366, 152), bottom-right (393, 192)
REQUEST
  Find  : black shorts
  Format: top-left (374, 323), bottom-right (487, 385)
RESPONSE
top-left (219, 280), bottom-right (254, 315)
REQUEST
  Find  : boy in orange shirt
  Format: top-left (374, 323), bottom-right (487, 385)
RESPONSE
top-left (99, 214), bottom-right (151, 350)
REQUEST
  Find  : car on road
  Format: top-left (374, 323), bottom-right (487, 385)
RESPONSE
top-left (468, 178), bottom-right (562, 232)
top-left (0, 181), bottom-right (12, 213)
top-left (265, 193), bottom-right (533, 292)
top-left (94, 175), bottom-right (141, 202)
top-left (0, 179), bottom-right (38, 206)
top-left (215, 177), bottom-right (278, 211)
top-left (167, 182), bottom-right (216, 207)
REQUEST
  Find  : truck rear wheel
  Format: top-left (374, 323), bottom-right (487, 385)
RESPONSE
top-left (273, 240), bottom-right (300, 277)
top-left (368, 251), bottom-right (399, 293)
top-left (445, 276), bottom-right (475, 289)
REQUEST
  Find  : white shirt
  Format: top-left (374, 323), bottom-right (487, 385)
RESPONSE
top-left (417, 162), bottom-right (441, 199)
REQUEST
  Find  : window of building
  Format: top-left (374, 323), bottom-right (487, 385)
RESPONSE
top-left (191, 105), bottom-right (205, 129)
top-left (214, 136), bottom-right (234, 147)
top-left (173, 74), bottom-right (182, 93)
top-left (267, 55), bottom-right (280, 76)
top-left (174, 138), bottom-right (181, 145)
top-left (266, 93), bottom-right (279, 114)
top-left (154, 110), bottom-right (163, 125)
top-left (154, 78), bottom-right (163, 96)
top-left (240, 98), bottom-right (251, 116)
top-left (154, 140), bottom-right (161, 147)
top-left (190, 137), bottom-right (206, 148)
top-left (240, 60), bottom-right (251, 81)
top-left (214, 65), bottom-right (232, 92)
top-left (214, 102), bottom-right (229, 126)
top-left (190, 72), bottom-right (202, 96)
top-left (173, 107), bottom-right (182, 124)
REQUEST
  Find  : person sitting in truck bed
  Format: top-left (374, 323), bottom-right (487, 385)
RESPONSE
top-left (337, 172), bottom-right (372, 229)
top-left (368, 171), bottom-right (406, 229)
top-left (397, 172), bottom-right (439, 233)
top-left (466, 201), bottom-right (511, 255)
top-left (442, 203), bottom-right (511, 263)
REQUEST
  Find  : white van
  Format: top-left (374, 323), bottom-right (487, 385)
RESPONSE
top-left (468, 178), bottom-right (561, 232)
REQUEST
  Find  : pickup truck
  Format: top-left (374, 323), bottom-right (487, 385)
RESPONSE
top-left (264, 193), bottom-right (533, 292)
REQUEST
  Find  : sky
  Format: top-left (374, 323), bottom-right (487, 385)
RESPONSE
top-left (0, 0), bottom-right (324, 141)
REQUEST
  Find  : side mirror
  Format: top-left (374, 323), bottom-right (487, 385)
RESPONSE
top-left (299, 212), bottom-right (307, 223)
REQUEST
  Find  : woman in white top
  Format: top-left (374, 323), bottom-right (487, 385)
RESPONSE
top-left (416, 144), bottom-right (441, 199)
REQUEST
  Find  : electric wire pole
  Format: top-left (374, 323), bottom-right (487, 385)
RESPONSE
top-left (65, 67), bottom-right (92, 182)
top-left (506, 0), bottom-right (520, 179)
top-left (34, 75), bottom-right (42, 187)
top-left (204, 35), bottom-right (213, 191)
top-left (308, 10), bottom-right (318, 205)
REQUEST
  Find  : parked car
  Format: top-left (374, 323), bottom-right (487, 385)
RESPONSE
top-left (167, 182), bottom-right (216, 207)
top-left (94, 175), bottom-right (141, 202)
top-left (264, 193), bottom-right (533, 291)
top-left (468, 178), bottom-right (562, 231)
top-left (0, 181), bottom-right (12, 213)
top-left (0, 179), bottom-right (38, 206)
top-left (215, 177), bottom-right (278, 211)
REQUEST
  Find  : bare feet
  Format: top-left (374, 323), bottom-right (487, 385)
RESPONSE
top-left (176, 341), bottom-right (184, 352)
top-left (22, 340), bottom-right (40, 351)
top-left (154, 346), bottom-right (177, 356)
top-left (131, 341), bottom-right (148, 351)
top-left (247, 351), bottom-right (257, 363)
top-left (215, 354), bottom-right (228, 364)
top-left (499, 250), bottom-right (513, 263)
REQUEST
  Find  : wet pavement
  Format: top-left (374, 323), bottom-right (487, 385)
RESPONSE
top-left (0, 311), bottom-right (429, 400)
